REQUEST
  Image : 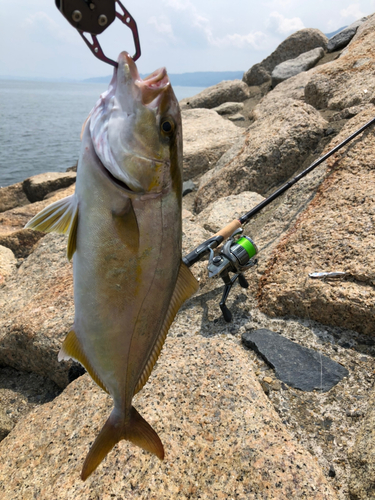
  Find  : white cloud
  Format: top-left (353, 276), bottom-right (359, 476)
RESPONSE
top-left (267, 11), bottom-right (305, 35)
top-left (340, 3), bottom-right (365, 19)
top-left (148, 15), bottom-right (175, 39)
top-left (23, 11), bottom-right (77, 44)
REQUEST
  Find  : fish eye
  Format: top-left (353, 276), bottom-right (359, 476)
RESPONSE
top-left (161, 119), bottom-right (174, 135)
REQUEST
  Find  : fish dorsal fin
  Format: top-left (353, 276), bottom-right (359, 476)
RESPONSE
top-left (25, 195), bottom-right (79, 260)
top-left (134, 261), bottom-right (199, 395)
top-left (58, 329), bottom-right (109, 394)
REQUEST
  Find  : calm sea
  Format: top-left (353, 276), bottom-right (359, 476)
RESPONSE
top-left (0, 80), bottom-right (205, 188)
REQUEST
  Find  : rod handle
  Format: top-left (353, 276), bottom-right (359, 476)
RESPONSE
top-left (214, 219), bottom-right (242, 240)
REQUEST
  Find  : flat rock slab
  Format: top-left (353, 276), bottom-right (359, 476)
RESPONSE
top-left (182, 109), bottom-right (243, 179)
top-left (23, 171), bottom-right (76, 202)
top-left (212, 102), bottom-right (245, 115)
top-left (242, 329), bottom-right (349, 392)
top-left (0, 336), bottom-right (337, 499)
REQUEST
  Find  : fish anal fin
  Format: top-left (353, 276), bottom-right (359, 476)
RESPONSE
top-left (134, 261), bottom-right (199, 395)
top-left (81, 406), bottom-right (164, 481)
top-left (25, 194), bottom-right (79, 260)
top-left (112, 199), bottom-right (139, 253)
top-left (58, 329), bottom-right (109, 394)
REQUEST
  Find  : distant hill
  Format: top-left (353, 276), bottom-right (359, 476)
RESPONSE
top-left (324, 26), bottom-right (347, 39)
top-left (83, 71), bottom-right (245, 87)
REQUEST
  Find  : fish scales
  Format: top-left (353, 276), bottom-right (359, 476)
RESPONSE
top-left (26, 52), bottom-right (198, 480)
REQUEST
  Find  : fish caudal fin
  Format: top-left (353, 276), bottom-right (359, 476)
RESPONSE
top-left (81, 406), bottom-right (164, 480)
top-left (25, 194), bottom-right (78, 260)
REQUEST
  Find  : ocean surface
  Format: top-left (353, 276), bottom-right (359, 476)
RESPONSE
top-left (0, 80), bottom-right (205, 188)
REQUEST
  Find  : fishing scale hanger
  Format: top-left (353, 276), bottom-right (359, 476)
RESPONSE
top-left (183, 115), bottom-right (375, 322)
top-left (55, 0), bottom-right (141, 66)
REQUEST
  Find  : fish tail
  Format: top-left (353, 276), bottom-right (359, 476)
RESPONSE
top-left (81, 406), bottom-right (164, 480)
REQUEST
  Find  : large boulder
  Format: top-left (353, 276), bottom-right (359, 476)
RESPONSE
top-left (243, 28), bottom-right (328, 86)
top-left (271, 47), bottom-right (325, 87)
top-left (0, 336), bottom-right (337, 499)
top-left (179, 80), bottom-right (250, 110)
top-left (327, 17), bottom-right (367, 52)
top-left (0, 182), bottom-right (30, 213)
top-left (22, 171), bottom-right (76, 203)
top-left (195, 98), bottom-right (327, 212)
top-left (257, 107), bottom-right (375, 336)
top-left (182, 109), bottom-right (243, 179)
top-left (305, 15), bottom-right (375, 110)
top-left (348, 385), bottom-right (375, 499)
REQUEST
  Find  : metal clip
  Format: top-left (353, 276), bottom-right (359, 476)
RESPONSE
top-left (56, 0), bottom-right (141, 66)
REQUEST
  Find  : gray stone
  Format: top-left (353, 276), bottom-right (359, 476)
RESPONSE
top-left (227, 113), bottom-right (245, 122)
top-left (242, 329), bottom-right (349, 392)
top-left (23, 172), bottom-right (76, 203)
top-left (271, 47), bottom-right (325, 87)
top-left (212, 102), bottom-right (244, 115)
top-left (327, 18), bottom-right (367, 52)
top-left (179, 80), bottom-right (250, 110)
top-left (182, 109), bottom-right (243, 179)
top-left (0, 183), bottom-right (30, 213)
top-left (182, 180), bottom-right (195, 196)
top-left (243, 28), bottom-right (327, 86)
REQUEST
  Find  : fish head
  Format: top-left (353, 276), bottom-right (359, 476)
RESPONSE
top-left (89, 52), bottom-right (182, 195)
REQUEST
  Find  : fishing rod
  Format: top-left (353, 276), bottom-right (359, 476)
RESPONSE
top-left (183, 115), bottom-right (375, 322)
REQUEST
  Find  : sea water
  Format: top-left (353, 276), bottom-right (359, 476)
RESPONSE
top-left (0, 80), bottom-right (205, 187)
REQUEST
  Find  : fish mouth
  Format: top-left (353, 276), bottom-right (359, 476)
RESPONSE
top-left (117, 52), bottom-right (171, 107)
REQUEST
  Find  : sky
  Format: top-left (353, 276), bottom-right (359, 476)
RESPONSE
top-left (1, 0), bottom-right (375, 80)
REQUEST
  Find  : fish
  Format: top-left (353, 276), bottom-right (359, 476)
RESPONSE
top-left (25, 51), bottom-right (199, 480)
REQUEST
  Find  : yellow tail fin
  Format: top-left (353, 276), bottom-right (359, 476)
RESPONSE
top-left (81, 406), bottom-right (164, 480)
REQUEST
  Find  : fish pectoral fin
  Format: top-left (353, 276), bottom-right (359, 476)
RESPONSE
top-left (81, 406), bottom-right (164, 481)
top-left (58, 329), bottom-right (109, 394)
top-left (25, 194), bottom-right (79, 261)
top-left (112, 199), bottom-right (139, 253)
top-left (134, 261), bottom-right (199, 395)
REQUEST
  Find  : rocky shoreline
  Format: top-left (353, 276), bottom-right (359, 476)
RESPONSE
top-left (1, 15), bottom-right (375, 499)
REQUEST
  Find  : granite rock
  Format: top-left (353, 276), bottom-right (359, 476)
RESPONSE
top-left (227, 113), bottom-right (245, 122)
top-left (212, 102), bottom-right (245, 115)
top-left (0, 336), bottom-right (337, 499)
top-left (271, 47), bottom-right (325, 87)
top-left (327, 17), bottom-right (367, 52)
top-left (349, 384), bottom-right (375, 499)
top-left (195, 98), bottom-right (327, 212)
top-left (196, 191), bottom-right (265, 234)
top-left (179, 80), bottom-right (250, 110)
top-left (257, 107), bottom-right (375, 335)
top-left (0, 182), bottom-right (30, 213)
top-left (0, 245), bottom-right (17, 285)
top-left (0, 233), bottom-right (75, 387)
top-left (305, 15), bottom-right (375, 110)
top-left (243, 28), bottom-right (328, 86)
top-left (23, 171), bottom-right (76, 203)
top-left (182, 108), bottom-right (243, 179)
top-left (0, 184), bottom-right (75, 258)
top-left (242, 329), bottom-right (349, 392)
